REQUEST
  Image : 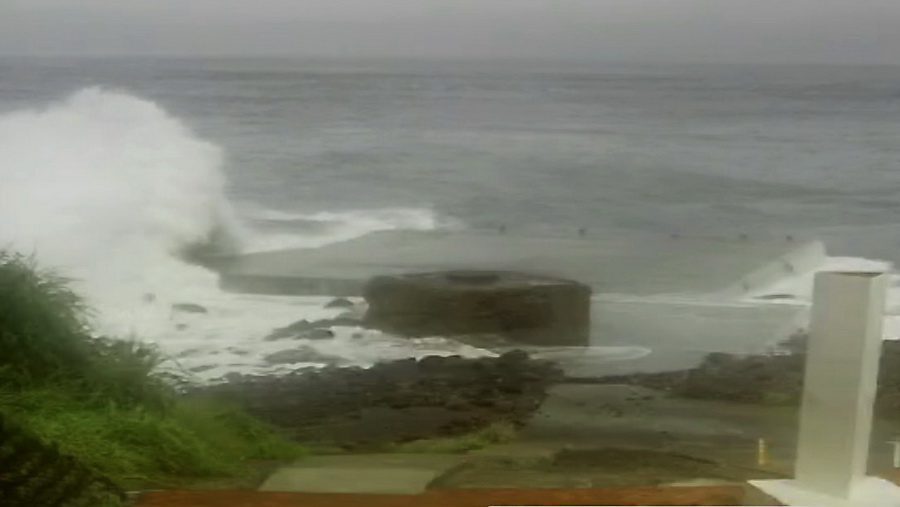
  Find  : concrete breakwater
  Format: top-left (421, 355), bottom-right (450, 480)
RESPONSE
top-left (210, 230), bottom-right (815, 360)
top-left (364, 271), bottom-right (592, 346)
top-left (212, 230), bottom-right (819, 298)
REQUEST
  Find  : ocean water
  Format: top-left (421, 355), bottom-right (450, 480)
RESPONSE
top-left (2, 57), bottom-right (900, 382)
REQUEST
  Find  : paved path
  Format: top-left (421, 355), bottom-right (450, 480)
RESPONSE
top-left (259, 454), bottom-right (465, 494)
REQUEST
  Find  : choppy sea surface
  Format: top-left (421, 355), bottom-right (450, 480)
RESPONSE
top-left (2, 58), bottom-right (900, 382)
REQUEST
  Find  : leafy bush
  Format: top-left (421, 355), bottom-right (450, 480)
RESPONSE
top-left (0, 252), bottom-right (93, 384)
top-left (0, 251), bottom-right (176, 410)
top-left (84, 338), bottom-right (172, 410)
top-left (0, 251), bottom-right (307, 489)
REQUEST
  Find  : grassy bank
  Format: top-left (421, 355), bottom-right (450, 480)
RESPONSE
top-left (0, 251), bottom-right (305, 501)
top-left (0, 388), bottom-right (305, 489)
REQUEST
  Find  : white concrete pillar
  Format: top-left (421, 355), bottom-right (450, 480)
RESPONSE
top-left (795, 271), bottom-right (887, 498)
top-left (751, 270), bottom-right (900, 507)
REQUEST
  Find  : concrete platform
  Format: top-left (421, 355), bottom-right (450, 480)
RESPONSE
top-left (214, 230), bottom-right (823, 297)
top-left (214, 230), bottom-right (819, 361)
top-left (750, 477), bottom-right (900, 507)
top-left (258, 454), bottom-right (465, 494)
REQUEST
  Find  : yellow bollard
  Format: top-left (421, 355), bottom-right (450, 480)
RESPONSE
top-left (757, 438), bottom-right (769, 467)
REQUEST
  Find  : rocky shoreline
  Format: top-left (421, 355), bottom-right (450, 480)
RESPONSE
top-left (175, 277), bottom-right (900, 453)
top-left (597, 336), bottom-right (900, 417)
top-left (189, 351), bottom-right (562, 449)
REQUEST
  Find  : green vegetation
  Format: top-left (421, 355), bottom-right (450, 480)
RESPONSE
top-left (1, 412), bottom-right (126, 507)
top-left (1, 389), bottom-right (305, 488)
top-left (0, 251), bottom-right (305, 500)
top-left (389, 422), bottom-right (518, 454)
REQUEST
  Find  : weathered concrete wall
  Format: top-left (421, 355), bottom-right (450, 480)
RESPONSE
top-left (364, 271), bottom-right (591, 346)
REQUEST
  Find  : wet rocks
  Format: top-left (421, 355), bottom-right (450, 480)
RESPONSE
top-left (171, 303), bottom-right (208, 314)
top-left (188, 364), bottom-right (217, 373)
top-left (191, 351), bottom-right (562, 448)
top-left (305, 329), bottom-right (335, 340)
top-left (601, 337), bottom-right (900, 417)
top-left (264, 345), bottom-right (345, 366)
top-left (325, 298), bottom-right (355, 309)
top-left (265, 316), bottom-right (361, 341)
top-left (363, 271), bottom-right (591, 346)
top-left (598, 351), bottom-right (804, 405)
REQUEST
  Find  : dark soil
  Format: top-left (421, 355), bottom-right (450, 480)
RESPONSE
top-left (189, 351), bottom-right (562, 450)
top-left (136, 485), bottom-right (748, 507)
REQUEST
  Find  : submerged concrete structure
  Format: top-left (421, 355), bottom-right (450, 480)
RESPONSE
top-left (363, 270), bottom-right (591, 346)
top-left (751, 271), bottom-right (900, 507)
top-left (213, 230), bottom-right (824, 298)
top-left (214, 230), bottom-right (821, 354)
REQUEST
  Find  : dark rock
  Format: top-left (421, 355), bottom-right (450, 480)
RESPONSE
top-left (598, 336), bottom-right (900, 418)
top-left (188, 354), bottom-right (563, 448)
top-left (363, 270), bottom-right (591, 346)
top-left (499, 349), bottom-right (530, 364)
top-left (265, 319), bottom-right (311, 340)
top-left (265, 316), bottom-right (362, 341)
top-left (264, 346), bottom-right (344, 366)
top-left (305, 329), bottom-right (336, 340)
top-left (172, 303), bottom-right (208, 314)
top-left (419, 355), bottom-right (451, 370)
top-left (326, 298), bottom-right (355, 309)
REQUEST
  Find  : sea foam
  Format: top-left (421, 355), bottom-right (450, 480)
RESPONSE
top-left (0, 89), bottom-right (485, 383)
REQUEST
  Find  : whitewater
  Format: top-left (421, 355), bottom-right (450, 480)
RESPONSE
top-left (1, 87), bottom-right (897, 384)
top-left (0, 89), bottom-right (492, 383)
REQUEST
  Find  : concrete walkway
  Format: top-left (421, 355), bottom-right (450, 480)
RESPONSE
top-left (259, 454), bottom-right (466, 494)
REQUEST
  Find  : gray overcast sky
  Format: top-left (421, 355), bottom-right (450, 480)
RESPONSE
top-left (2, 0), bottom-right (899, 64)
